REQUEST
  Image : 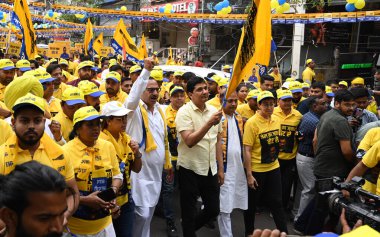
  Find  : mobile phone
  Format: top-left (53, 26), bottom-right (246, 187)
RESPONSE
top-left (97, 188), bottom-right (116, 202)
top-left (354, 108), bottom-right (363, 118)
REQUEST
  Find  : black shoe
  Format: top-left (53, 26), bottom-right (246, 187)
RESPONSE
top-left (167, 220), bottom-right (179, 237)
top-left (204, 219), bottom-right (216, 229)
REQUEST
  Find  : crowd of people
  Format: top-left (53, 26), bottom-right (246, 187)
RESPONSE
top-left (0, 52), bottom-right (379, 237)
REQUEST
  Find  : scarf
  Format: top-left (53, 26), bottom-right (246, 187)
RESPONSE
top-left (139, 103), bottom-right (172, 169)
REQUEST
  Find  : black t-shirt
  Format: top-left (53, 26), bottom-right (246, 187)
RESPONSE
top-left (314, 109), bottom-right (354, 178)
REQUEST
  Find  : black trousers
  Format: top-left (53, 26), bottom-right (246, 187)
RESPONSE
top-left (178, 166), bottom-right (220, 237)
top-left (243, 168), bottom-right (288, 235)
top-left (279, 158), bottom-right (296, 209)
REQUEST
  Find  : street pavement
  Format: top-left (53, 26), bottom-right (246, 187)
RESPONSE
top-left (150, 189), bottom-right (299, 237)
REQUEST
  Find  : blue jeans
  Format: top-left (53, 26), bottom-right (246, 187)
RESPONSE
top-left (113, 198), bottom-right (135, 237)
top-left (162, 163), bottom-right (175, 221)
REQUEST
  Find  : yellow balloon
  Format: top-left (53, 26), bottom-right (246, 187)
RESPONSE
top-left (275, 5), bottom-right (284, 14)
top-left (271, 0), bottom-right (279, 9)
top-left (75, 14), bottom-right (85, 19)
top-left (346, 0), bottom-right (357, 3)
top-left (120, 6), bottom-right (127, 11)
top-left (2, 13), bottom-right (6, 23)
top-left (217, 11), bottom-right (222, 15)
top-left (354, 0), bottom-right (365, 9)
top-left (53, 12), bottom-right (59, 18)
top-left (282, 2), bottom-right (290, 12)
top-left (225, 6), bottom-right (232, 14)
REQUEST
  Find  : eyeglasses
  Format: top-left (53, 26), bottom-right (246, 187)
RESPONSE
top-left (146, 87), bottom-right (161, 93)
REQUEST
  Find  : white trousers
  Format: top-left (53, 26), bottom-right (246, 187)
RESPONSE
top-left (63, 223), bottom-right (116, 237)
top-left (132, 206), bottom-right (156, 237)
top-left (217, 212), bottom-right (232, 237)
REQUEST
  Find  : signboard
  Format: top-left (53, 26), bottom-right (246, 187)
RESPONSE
top-left (140, 0), bottom-right (198, 14)
top-left (338, 53), bottom-right (373, 79)
top-left (75, 43), bottom-right (84, 53)
top-left (7, 42), bottom-right (21, 56)
top-left (47, 41), bottom-right (71, 58)
top-left (0, 35), bottom-right (6, 50)
top-left (100, 47), bottom-right (114, 57)
top-left (37, 47), bottom-right (48, 57)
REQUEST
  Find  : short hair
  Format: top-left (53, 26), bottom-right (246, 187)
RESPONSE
top-left (260, 75), bottom-right (274, 84)
top-left (187, 76), bottom-right (206, 93)
top-left (46, 63), bottom-right (61, 75)
top-left (206, 72), bottom-right (216, 78)
top-left (125, 60), bottom-right (135, 66)
top-left (296, 78), bottom-right (304, 83)
top-left (80, 55), bottom-right (91, 62)
top-left (185, 61), bottom-right (193, 66)
top-left (101, 57), bottom-right (109, 64)
top-left (350, 87), bottom-right (370, 99)
top-left (10, 55), bottom-right (18, 60)
top-left (326, 80), bottom-right (339, 86)
top-left (109, 64), bottom-right (123, 72)
top-left (335, 90), bottom-right (354, 103)
top-left (236, 83), bottom-right (247, 93)
top-left (311, 81), bottom-right (325, 91)
top-left (0, 161), bottom-right (67, 215)
top-left (29, 59), bottom-right (38, 67)
top-left (182, 72), bottom-right (196, 83)
top-left (121, 77), bottom-right (131, 83)
top-left (308, 96), bottom-right (321, 110)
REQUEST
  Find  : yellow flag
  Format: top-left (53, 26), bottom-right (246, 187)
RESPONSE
top-left (226, 0), bottom-right (271, 99)
top-left (169, 47), bottom-right (173, 59)
top-left (111, 19), bottom-right (140, 63)
top-left (11, 0), bottom-right (37, 59)
top-left (93, 32), bottom-right (103, 55)
top-left (138, 34), bottom-right (148, 59)
top-left (84, 19), bottom-right (93, 55)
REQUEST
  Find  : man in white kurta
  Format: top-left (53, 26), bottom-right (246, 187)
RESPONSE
top-left (218, 91), bottom-right (248, 237)
top-left (124, 59), bottom-right (165, 237)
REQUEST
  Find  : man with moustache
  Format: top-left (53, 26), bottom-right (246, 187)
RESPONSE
top-left (0, 59), bottom-right (15, 102)
top-left (124, 58), bottom-right (172, 237)
top-left (100, 71), bottom-right (128, 105)
top-left (0, 161), bottom-right (70, 237)
top-left (67, 61), bottom-right (99, 87)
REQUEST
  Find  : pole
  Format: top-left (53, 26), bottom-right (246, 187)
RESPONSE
top-left (198, 0), bottom-right (204, 58)
top-left (273, 51), bottom-right (282, 86)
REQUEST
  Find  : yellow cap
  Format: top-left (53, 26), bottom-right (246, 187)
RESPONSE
top-left (257, 91), bottom-right (274, 103)
top-left (277, 89), bottom-right (293, 100)
top-left (61, 86), bottom-right (86, 105)
top-left (24, 69), bottom-right (43, 80)
top-left (222, 65), bottom-right (231, 70)
top-left (325, 86), bottom-right (335, 97)
top-left (174, 71), bottom-right (184, 77)
top-left (247, 89), bottom-right (260, 99)
top-left (129, 65), bottom-right (142, 74)
top-left (49, 58), bottom-right (58, 64)
top-left (15, 60), bottom-right (31, 72)
top-left (339, 81), bottom-right (348, 87)
top-left (285, 77), bottom-right (295, 82)
top-left (0, 59), bottom-right (15, 70)
top-left (306, 59), bottom-right (314, 65)
top-left (94, 54), bottom-right (100, 59)
top-left (153, 51), bottom-right (158, 55)
top-left (169, 86), bottom-right (185, 96)
top-left (302, 82), bottom-right (310, 89)
top-left (208, 74), bottom-right (222, 84)
top-left (105, 71), bottom-right (121, 83)
top-left (289, 81), bottom-right (303, 93)
top-left (73, 106), bottom-right (103, 126)
top-left (34, 55), bottom-right (42, 60)
top-left (150, 69), bottom-right (163, 81)
top-left (40, 71), bottom-right (55, 83)
top-left (59, 59), bottom-right (69, 66)
top-left (351, 77), bottom-right (364, 85)
top-left (12, 93), bottom-right (45, 113)
top-left (78, 80), bottom-right (105, 97)
top-left (218, 77), bottom-right (229, 87)
top-left (109, 58), bottom-right (118, 68)
top-left (77, 61), bottom-right (95, 70)
top-left (153, 66), bottom-right (163, 71)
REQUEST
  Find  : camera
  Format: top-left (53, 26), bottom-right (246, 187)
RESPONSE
top-left (316, 176), bottom-right (380, 231)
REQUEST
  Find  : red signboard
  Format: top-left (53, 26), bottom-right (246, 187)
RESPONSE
top-left (140, 0), bottom-right (199, 14)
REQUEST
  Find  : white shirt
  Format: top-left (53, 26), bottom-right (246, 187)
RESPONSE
top-left (124, 69), bottom-right (166, 207)
top-left (219, 114), bottom-right (248, 213)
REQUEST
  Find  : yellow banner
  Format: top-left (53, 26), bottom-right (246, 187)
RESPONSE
top-left (138, 34), bottom-right (148, 60)
top-left (13, 0), bottom-right (38, 59)
top-left (0, 35), bottom-right (6, 49)
top-left (100, 47), bottom-right (114, 57)
top-left (7, 42), bottom-right (21, 55)
top-left (47, 41), bottom-right (71, 58)
top-left (37, 47), bottom-right (48, 57)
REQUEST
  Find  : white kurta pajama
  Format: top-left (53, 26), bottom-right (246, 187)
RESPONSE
top-left (217, 114), bottom-right (248, 237)
top-left (124, 69), bottom-right (166, 237)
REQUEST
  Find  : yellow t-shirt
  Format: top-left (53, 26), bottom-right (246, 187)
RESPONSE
top-left (52, 111), bottom-right (73, 142)
top-left (362, 141), bottom-right (380, 195)
top-left (206, 95), bottom-right (222, 109)
top-left (366, 98), bottom-right (378, 115)
top-left (273, 107), bottom-right (302, 160)
top-left (99, 91), bottom-right (128, 106)
top-left (0, 83), bottom-right (6, 102)
top-left (0, 100), bottom-right (10, 119)
top-left (46, 97), bottom-right (62, 117)
top-left (165, 104), bottom-right (179, 161)
top-left (63, 70), bottom-right (75, 83)
top-left (99, 131), bottom-right (134, 207)
top-left (64, 137), bottom-right (121, 235)
top-left (302, 67), bottom-right (315, 85)
top-left (53, 83), bottom-right (68, 100)
top-left (0, 133), bottom-right (74, 180)
top-left (0, 119), bottom-right (13, 145)
top-left (243, 113), bottom-right (280, 172)
top-left (270, 72), bottom-right (282, 88)
top-left (69, 61), bottom-right (78, 75)
top-left (236, 104), bottom-right (255, 121)
top-left (238, 100), bottom-right (246, 106)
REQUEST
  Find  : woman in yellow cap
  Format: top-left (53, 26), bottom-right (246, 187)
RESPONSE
top-left (63, 106), bottom-right (122, 237)
top-left (100, 101), bottom-right (142, 237)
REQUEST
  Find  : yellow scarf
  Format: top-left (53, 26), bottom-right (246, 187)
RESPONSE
top-left (139, 103), bottom-right (172, 169)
